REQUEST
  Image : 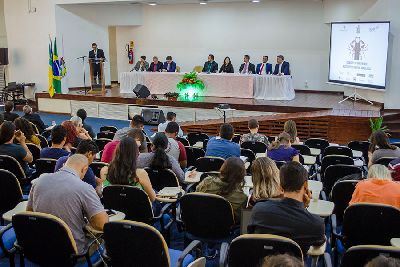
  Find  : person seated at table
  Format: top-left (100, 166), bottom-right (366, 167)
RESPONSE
top-left (165, 122), bottom-right (187, 169)
top-left (0, 121), bottom-right (33, 176)
top-left (163, 56), bottom-right (176, 72)
top-left (114, 115), bottom-right (148, 153)
top-left (284, 120), bottom-right (300, 144)
top-left (248, 161), bottom-right (325, 254)
top-left (157, 111), bottom-right (184, 137)
top-left (27, 154), bottom-right (108, 255)
top-left (239, 55), bottom-right (256, 74)
top-left (137, 132), bottom-right (184, 182)
top-left (219, 56), bottom-right (234, 73)
top-left (266, 132), bottom-right (299, 162)
top-left (273, 55), bottom-right (290, 75)
top-left (40, 125), bottom-right (70, 160)
top-left (350, 164), bottom-right (400, 209)
top-left (202, 54), bottom-right (218, 73)
top-left (148, 56), bottom-right (164, 72)
top-left (22, 105), bottom-right (47, 133)
top-left (261, 254), bottom-right (304, 267)
top-left (205, 123), bottom-right (240, 159)
top-left (256, 56), bottom-right (273, 75)
top-left (196, 157), bottom-right (247, 223)
top-left (101, 128), bottom-right (145, 163)
top-left (133, 55), bottom-right (149, 72)
top-left (14, 117), bottom-right (41, 147)
top-left (100, 136), bottom-right (156, 202)
top-left (368, 130), bottom-right (400, 167)
top-left (2, 101), bottom-right (19, 122)
top-left (76, 108), bottom-right (95, 139)
top-left (247, 157), bottom-right (282, 208)
top-left (240, 118), bottom-right (269, 146)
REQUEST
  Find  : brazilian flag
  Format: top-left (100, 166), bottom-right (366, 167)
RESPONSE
top-left (48, 40), bottom-right (54, 97)
top-left (52, 38), bottom-right (62, 94)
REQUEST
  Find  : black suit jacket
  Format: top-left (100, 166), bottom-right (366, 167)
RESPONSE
top-left (148, 62), bottom-right (164, 72)
top-left (202, 61), bottom-right (218, 73)
top-left (239, 63), bottom-right (256, 74)
top-left (219, 63), bottom-right (234, 73)
top-left (273, 61), bottom-right (291, 75)
top-left (23, 113), bottom-right (47, 133)
top-left (88, 49), bottom-right (105, 60)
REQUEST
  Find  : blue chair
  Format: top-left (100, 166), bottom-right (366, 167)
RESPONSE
top-left (0, 224), bottom-right (16, 267)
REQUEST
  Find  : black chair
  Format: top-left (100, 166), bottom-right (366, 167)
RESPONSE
top-left (29, 122), bottom-right (39, 135)
top-left (333, 203), bottom-right (400, 250)
top-left (99, 126), bottom-right (118, 133)
top-left (89, 162), bottom-right (108, 178)
top-left (391, 142), bottom-right (400, 149)
top-left (241, 141), bottom-right (267, 154)
top-left (241, 148), bottom-right (255, 172)
top-left (322, 165), bottom-right (362, 195)
top-left (304, 138), bottom-right (330, 151)
top-left (26, 144), bottom-right (41, 168)
top-left (176, 137), bottom-right (190, 147)
top-left (187, 133), bottom-right (209, 146)
top-left (36, 135), bottom-right (49, 148)
top-left (0, 169), bottom-right (24, 221)
top-left (223, 234), bottom-right (303, 267)
top-left (103, 221), bottom-right (201, 267)
top-left (274, 160), bottom-right (286, 169)
top-left (12, 212), bottom-right (102, 267)
top-left (185, 146), bottom-right (205, 168)
top-left (35, 158), bottom-right (57, 177)
top-left (341, 245), bottom-right (400, 267)
top-left (319, 155), bottom-right (354, 181)
top-left (232, 134), bottom-right (241, 144)
top-left (322, 146), bottom-right (353, 158)
top-left (144, 168), bottom-right (180, 192)
top-left (348, 141), bottom-right (370, 162)
top-left (95, 138), bottom-right (112, 152)
top-left (330, 180), bottom-right (358, 226)
top-left (292, 144), bottom-right (311, 156)
top-left (375, 157), bottom-right (398, 167)
top-left (96, 131), bottom-right (115, 140)
top-left (0, 155), bottom-right (27, 184)
top-left (195, 157), bottom-right (225, 172)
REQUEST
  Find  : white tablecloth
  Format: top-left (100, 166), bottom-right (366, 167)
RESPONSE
top-left (119, 71), bottom-right (295, 100)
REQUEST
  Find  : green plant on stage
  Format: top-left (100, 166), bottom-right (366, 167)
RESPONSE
top-left (177, 72), bottom-right (205, 91)
top-left (369, 117), bottom-right (388, 133)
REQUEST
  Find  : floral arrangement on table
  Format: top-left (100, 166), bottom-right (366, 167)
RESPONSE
top-left (164, 92), bottom-right (180, 101)
top-left (176, 72), bottom-right (205, 92)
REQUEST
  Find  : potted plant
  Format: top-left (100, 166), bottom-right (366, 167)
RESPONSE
top-left (177, 72), bottom-right (205, 93)
top-left (164, 92), bottom-right (180, 101)
top-left (369, 117), bottom-right (388, 133)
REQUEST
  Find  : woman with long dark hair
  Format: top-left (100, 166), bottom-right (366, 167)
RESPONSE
top-left (61, 120), bottom-right (81, 150)
top-left (368, 130), bottom-right (400, 167)
top-left (14, 117), bottom-right (41, 147)
top-left (219, 57), bottom-right (234, 73)
top-left (196, 157), bottom-right (247, 222)
top-left (136, 132), bottom-right (184, 182)
top-left (101, 136), bottom-right (156, 201)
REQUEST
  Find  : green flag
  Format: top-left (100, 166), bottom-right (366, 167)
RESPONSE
top-left (52, 38), bottom-right (62, 94)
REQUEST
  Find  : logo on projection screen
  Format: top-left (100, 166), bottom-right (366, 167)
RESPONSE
top-left (348, 25), bottom-right (368, 60)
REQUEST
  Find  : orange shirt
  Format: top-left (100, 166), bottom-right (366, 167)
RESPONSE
top-left (350, 179), bottom-right (400, 209)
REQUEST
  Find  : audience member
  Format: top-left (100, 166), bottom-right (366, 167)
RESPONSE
top-left (261, 254), bottom-right (304, 267)
top-left (55, 140), bottom-right (99, 190)
top-left (266, 132), bottom-right (299, 162)
top-left (165, 122), bottom-right (187, 169)
top-left (114, 115), bottom-right (148, 152)
top-left (284, 120), bottom-right (300, 144)
top-left (76, 108), bottom-right (95, 139)
top-left (247, 157), bottom-right (282, 208)
top-left (248, 161), bottom-right (325, 254)
top-left (389, 157), bottom-right (400, 181)
top-left (240, 118), bottom-right (269, 146)
top-left (163, 56), bottom-right (176, 72)
top-left (40, 125), bottom-right (69, 159)
top-left (350, 164), bottom-right (400, 209)
top-left (14, 117), bottom-right (41, 147)
top-left (70, 116), bottom-right (92, 141)
top-left (148, 56), bottom-right (163, 72)
top-left (219, 56), bottom-right (234, 73)
top-left (364, 255), bottom-right (400, 267)
top-left (100, 136), bottom-right (156, 202)
top-left (101, 128), bottom-right (145, 163)
top-left (157, 111), bottom-right (184, 137)
top-left (239, 54), bottom-right (256, 74)
top-left (133, 55), bottom-right (149, 72)
top-left (205, 123), bottom-right (240, 159)
top-left (0, 121), bottom-right (33, 175)
top-left (22, 105), bottom-right (47, 133)
top-left (196, 157), bottom-right (247, 223)
top-left (2, 101), bottom-right (19, 122)
top-left (202, 54), bottom-right (218, 73)
top-left (256, 56), bottom-right (273, 75)
top-left (137, 132), bottom-right (184, 182)
top-left (61, 120), bottom-right (82, 149)
top-left (368, 130), bottom-right (400, 167)
top-left (27, 154), bottom-right (108, 254)
top-left (273, 55), bottom-right (290, 75)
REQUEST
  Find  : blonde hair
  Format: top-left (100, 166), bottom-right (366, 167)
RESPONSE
top-left (284, 120), bottom-right (297, 143)
top-left (367, 164), bottom-right (392, 180)
top-left (269, 132), bottom-right (291, 150)
top-left (251, 157), bottom-right (281, 200)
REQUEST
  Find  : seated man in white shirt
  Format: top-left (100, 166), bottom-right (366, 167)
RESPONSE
top-left (157, 112), bottom-right (184, 137)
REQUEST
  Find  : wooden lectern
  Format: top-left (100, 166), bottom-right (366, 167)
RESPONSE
top-left (88, 58), bottom-right (105, 95)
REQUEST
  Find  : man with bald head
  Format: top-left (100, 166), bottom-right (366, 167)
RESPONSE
top-left (27, 154), bottom-right (108, 254)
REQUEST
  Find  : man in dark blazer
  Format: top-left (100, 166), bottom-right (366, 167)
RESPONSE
top-left (88, 43), bottom-right (105, 84)
top-left (239, 55), bottom-right (256, 74)
top-left (202, 54), bottom-right (218, 73)
top-left (273, 55), bottom-right (291, 75)
top-left (148, 56), bottom-right (164, 72)
top-left (256, 56), bottom-right (273, 75)
top-left (163, 56), bottom-right (176, 72)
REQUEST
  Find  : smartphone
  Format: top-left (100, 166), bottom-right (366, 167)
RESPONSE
top-left (106, 209), bottom-right (116, 217)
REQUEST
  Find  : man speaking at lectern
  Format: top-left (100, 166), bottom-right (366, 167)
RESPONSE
top-left (89, 43), bottom-right (105, 84)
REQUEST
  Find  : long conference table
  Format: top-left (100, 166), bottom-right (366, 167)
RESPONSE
top-left (119, 71), bottom-right (295, 100)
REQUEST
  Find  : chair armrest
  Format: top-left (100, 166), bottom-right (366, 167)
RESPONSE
top-left (152, 202), bottom-right (175, 230)
top-left (219, 242), bottom-right (229, 267)
top-left (177, 240), bottom-right (202, 267)
top-left (184, 183), bottom-right (198, 194)
top-left (0, 223), bottom-right (16, 256)
top-left (330, 214), bottom-right (344, 240)
top-left (320, 190), bottom-right (328, 201)
top-left (307, 242), bottom-right (326, 256)
top-left (73, 238), bottom-right (102, 267)
top-left (324, 252), bottom-right (333, 267)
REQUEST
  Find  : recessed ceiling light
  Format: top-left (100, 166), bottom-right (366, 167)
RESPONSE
top-left (148, 2), bottom-right (157, 5)
top-left (252, 0), bottom-right (260, 3)
top-left (199, 1), bottom-right (207, 4)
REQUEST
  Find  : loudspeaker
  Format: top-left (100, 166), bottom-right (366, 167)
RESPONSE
top-left (0, 48), bottom-right (8, 65)
top-left (141, 108), bottom-right (166, 125)
top-left (133, 84), bottom-right (150, 98)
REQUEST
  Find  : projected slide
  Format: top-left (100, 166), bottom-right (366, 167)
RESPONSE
top-left (329, 22), bottom-right (390, 89)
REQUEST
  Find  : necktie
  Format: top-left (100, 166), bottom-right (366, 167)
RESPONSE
top-left (154, 64), bottom-right (157, 72)
top-left (260, 63), bottom-right (264, 74)
top-left (208, 63), bottom-right (211, 72)
top-left (167, 63), bottom-right (170, 71)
